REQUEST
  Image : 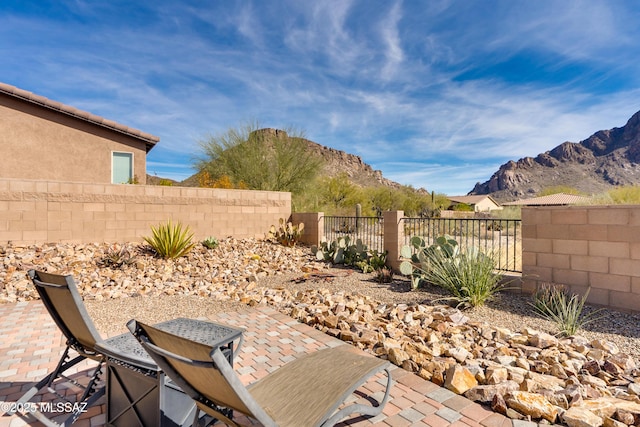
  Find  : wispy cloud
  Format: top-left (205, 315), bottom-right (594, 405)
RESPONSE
top-left (1, 0), bottom-right (640, 195)
top-left (378, 1), bottom-right (404, 81)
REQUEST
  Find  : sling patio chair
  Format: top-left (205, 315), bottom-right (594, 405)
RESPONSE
top-left (6, 269), bottom-right (106, 426)
top-left (127, 319), bottom-right (393, 427)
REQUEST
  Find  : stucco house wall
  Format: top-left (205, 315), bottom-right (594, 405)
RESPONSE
top-left (0, 83), bottom-right (158, 185)
top-left (447, 195), bottom-right (502, 212)
top-left (473, 198), bottom-right (502, 212)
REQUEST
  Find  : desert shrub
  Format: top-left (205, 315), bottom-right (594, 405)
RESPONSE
top-left (426, 247), bottom-right (502, 308)
top-left (490, 206), bottom-right (521, 220)
top-left (604, 185), bottom-right (640, 204)
top-left (195, 123), bottom-right (323, 193)
top-left (202, 236), bottom-right (219, 249)
top-left (143, 220), bottom-right (195, 259)
top-left (531, 284), bottom-right (604, 336)
top-left (374, 267), bottom-right (394, 283)
top-left (452, 203), bottom-right (473, 211)
top-left (400, 235), bottom-right (504, 308)
top-left (538, 186), bottom-right (584, 196)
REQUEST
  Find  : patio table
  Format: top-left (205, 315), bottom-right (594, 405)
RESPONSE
top-left (95, 318), bottom-right (243, 427)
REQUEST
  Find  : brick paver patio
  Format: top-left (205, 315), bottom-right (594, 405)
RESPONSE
top-left (0, 300), bottom-right (532, 427)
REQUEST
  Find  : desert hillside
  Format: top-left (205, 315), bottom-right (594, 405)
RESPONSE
top-left (471, 110), bottom-right (640, 201)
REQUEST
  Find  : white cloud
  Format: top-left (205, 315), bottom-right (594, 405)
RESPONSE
top-left (2, 0), bottom-right (640, 196)
top-left (379, 1), bottom-right (404, 81)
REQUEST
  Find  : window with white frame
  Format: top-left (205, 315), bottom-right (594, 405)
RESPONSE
top-left (112, 152), bottom-right (134, 184)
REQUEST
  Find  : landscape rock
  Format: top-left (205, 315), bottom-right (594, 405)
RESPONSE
top-left (465, 381), bottom-right (519, 403)
top-left (2, 239), bottom-right (640, 427)
top-left (563, 406), bottom-right (604, 427)
top-left (444, 365), bottom-right (478, 394)
top-left (505, 391), bottom-right (558, 423)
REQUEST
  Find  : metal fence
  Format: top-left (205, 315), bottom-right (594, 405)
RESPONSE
top-left (323, 216), bottom-right (384, 253)
top-left (401, 217), bottom-right (522, 273)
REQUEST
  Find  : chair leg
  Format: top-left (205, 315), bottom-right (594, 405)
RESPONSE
top-left (15, 377), bottom-right (105, 427)
top-left (8, 346), bottom-right (85, 412)
top-left (6, 346), bottom-right (105, 427)
top-left (196, 403), bottom-right (243, 427)
top-left (321, 367), bottom-right (393, 427)
top-left (192, 408), bottom-right (201, 427)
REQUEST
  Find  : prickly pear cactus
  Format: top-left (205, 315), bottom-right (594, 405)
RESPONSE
top-left (399, 234), bottom-right (460, 289)
top-left (268, 218), bottom-right (305, 247)
top-left (311, 236), bottom-right (372, 271)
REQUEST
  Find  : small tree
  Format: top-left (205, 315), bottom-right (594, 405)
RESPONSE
top-left (195, 123), bottom-right (323, 193)
top-left (364, 187), bottom-right (399, 217)
top-left (318, 173), bottom-right (361, 213)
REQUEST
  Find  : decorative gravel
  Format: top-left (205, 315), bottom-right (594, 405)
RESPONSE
top-left (251, 270), bottom-right (640, 364)
top-left (2, 239), bottom-right (639, 362)
top-left (88, 268), bottom-right (640, 364)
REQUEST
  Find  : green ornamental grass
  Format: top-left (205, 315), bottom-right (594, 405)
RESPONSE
top-left (143, 220), bottom-right (195, 259)
top-left (531, 284), bottom-right (604, 337)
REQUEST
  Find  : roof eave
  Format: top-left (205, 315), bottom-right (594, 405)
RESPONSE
top-left (0, 82), bottom-right (160, 150)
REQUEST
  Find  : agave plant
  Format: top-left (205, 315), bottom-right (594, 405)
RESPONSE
top-left (143, 220), bottom-right (195, 259)
top-left (202, 236), bottom-right (219, 249)
top-left (98, 244), bottom-right (135, 268)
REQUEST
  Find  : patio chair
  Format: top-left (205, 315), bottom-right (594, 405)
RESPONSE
top-left (127, 319), bottom-right (393, 427)
top-left (7, 270), bottom-right (106, 426)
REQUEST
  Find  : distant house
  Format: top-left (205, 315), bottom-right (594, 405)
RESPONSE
top-left (447, 195), bottom-right (502, 212)
top-left (502, 193), bottom-right (592, 206)
top-left (0, 82), bottom-right (159, 185)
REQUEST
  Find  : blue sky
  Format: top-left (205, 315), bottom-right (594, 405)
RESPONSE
top-left (2, 1), bottom-right (640, 195)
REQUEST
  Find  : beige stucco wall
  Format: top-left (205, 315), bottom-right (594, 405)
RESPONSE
top-left (0, 178), bottom-right (291, 244)
top-left (522, 205), bottom-right (640, 312)
top-left (474, 199), bottom-right (502, 212)
top-left (0, 94), bottom-right (149, 185)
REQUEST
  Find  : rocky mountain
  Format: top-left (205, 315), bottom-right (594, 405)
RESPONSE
top-left (274, 129), bottom-right (401, 188)
top-left (170, 128), bottom-right (402, 189)
top-left (471, 110), bottom-right (640, 201)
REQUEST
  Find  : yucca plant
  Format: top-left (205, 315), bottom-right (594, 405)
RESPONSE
top-left (400, 235), bottom-right (504, 307)
top-left (143, 220), bottom-right (195, 259)
top-left (426, 247), bottom-right (504, 308)
top-left (531, 284), bottom-right (604, 337)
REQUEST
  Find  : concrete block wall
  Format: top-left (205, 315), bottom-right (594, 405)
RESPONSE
top-left (383, 210), bottom-right (405, 271)
top-left (0, 178), bottom-right (291, 244)
top-left (522, 205), bottom-right (640, 312)
top-left (291, 212), bottom-right (324, 246)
